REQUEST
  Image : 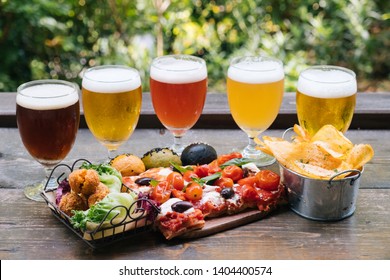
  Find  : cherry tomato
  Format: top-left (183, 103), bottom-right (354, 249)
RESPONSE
top-left (166, 171), bottom-right (185, 191)
top-left (236, 184), bottom-right (259, 204)
top-left (183, 170), bottom-right (199, 182)
top-left (194, 164), bottom-right (210, 178)
top-left (214, 177), bottom-right (234, 188)
top-left (221, 165), bottom-right (244, 182)
top-left (184, 182), bottom-right (203, 201)
top-left (255, 170), bottom-right (280, 191)
top-left (207, 160), bottom-right (222, 174)
top-left (237, 176), bottom-right (258, 187)
top-left (150, 181), bottom-right (171, 204)
top-left (217, 152), bottom-right (242, 165)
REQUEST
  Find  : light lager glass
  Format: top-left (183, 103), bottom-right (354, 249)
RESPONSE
top-left (296, 66), bottom-right (357, 136)
top-left (227, 56), bottom-right (284, 166)
top-left (82, 65), bottom-right (142, 154)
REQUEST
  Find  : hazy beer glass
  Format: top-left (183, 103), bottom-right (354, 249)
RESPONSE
top-left (16, 80), bottom-right (80, 201)
top-left (296, 65), bottom-right (357, 136)
top-left (150, 55), bottom-right (207, 154)
top-left (82, 65), bottom-right (142, 158)
top-left (227, 56), bottom-right (284, 166)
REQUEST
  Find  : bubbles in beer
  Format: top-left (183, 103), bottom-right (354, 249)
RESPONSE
top-left (228, 59), bottom-right (284, 84)
top-left (297, 67), bottom-right (357, 98)
top-left (82, 66), bottom-right (141, 93)
top-left (150, 56), bottom-right (207, 84)
top-left (16, 83), bottom-right (79, 110)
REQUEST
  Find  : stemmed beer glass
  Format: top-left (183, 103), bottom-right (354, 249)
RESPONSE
top-left (227, 56), bottom-right (284, 166)
top-left (81, 65), bottom-right (142, 160)
top-left (149, 55), bottom-right (207, 154)
top-left (296, 65), bottom-right (357, 136)
top-left (16, 80), bottom-right (80, 201)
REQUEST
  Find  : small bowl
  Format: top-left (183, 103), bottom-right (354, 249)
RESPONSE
top-left (279, 164), bottom-right (363, 221)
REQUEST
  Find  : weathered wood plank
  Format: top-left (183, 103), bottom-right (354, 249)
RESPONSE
top-left (1, 128), bottom-right (389, 260)
top-left (0, 188), bottom-right (389, 260)
top-left (1, 92), bottom-right (390, 128)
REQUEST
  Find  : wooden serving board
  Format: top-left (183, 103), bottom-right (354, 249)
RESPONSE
top-left (179, 209), bottom-right (271, 239)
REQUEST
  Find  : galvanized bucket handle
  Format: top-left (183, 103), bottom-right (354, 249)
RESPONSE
top-left (282, 127), bottom-right (295, 140)
top-left (329, 169), bottom-right (362, 186)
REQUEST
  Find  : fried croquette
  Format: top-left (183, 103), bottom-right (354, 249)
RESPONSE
top-left (68, 169), bottom-right (100, 196)
top-left (59, 192), bottom-right (88, 216)
top-left (88, 182), bottom-right (110, 207)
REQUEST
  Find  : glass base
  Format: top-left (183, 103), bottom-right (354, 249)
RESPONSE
top-left (24, 176), bottom-right (58, 202)
top-left (242, 144), bottom-right (276, 167)
top-left (24, 182), bottom-right (45, 202)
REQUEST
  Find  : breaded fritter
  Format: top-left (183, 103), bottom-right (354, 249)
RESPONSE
top-left (88, 182), bottom-right (110, 207)
top-left (59, 192), bottom-right (88, 216)
top-left (68, 169), bottom-right (100, 196)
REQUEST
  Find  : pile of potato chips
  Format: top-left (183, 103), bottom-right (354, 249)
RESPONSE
top-left (256, 124), bottom-right (374, 179)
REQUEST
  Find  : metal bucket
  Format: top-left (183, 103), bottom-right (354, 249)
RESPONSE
top-left (280, 164), bottom-right (363, 221)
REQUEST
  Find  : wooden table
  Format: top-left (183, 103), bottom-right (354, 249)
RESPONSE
top-left (1, 92), bottom-right (389, 260)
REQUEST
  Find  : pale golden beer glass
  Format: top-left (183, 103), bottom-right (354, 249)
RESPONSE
top-left (296, 65), bottom-right (357, 136)
top-left (227, 56), bottom-right (284, 166)
top-left (82, 65), bottom-right (142, 158)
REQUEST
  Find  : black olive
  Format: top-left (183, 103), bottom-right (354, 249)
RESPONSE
top-left (171, 201), bottom-right (193, 213)
top-left (135, 177), bottom-right (153, 186)
top-left (220, 188), bottom-right (235, 199)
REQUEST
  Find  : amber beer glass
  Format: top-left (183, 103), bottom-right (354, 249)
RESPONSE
top-left (16, 80), bottom-right (80, 201)
top-left (82, 65), bottom-right (142, 158)
top-left (150, 55), bottom-right (207, 154)
top-left (296, 65), bottom-right (357, 136)
top-left (227, 56), bottom-right (284, 166)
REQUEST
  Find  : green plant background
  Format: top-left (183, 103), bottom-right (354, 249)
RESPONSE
top-left (1, 0), bottom-right (389, 92)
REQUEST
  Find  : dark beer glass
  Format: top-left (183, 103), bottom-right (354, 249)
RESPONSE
top-left (16, 80), bottom-right (80, 201)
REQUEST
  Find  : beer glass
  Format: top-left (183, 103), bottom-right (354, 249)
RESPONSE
top-left (150, 55), bottom-right (207, 154)
top-left (296, 65), bottom-right (357, 136)
top-left (16, 80), bottom-right (80, 201)
top-left (227, 56), bottom-right (284, 166)
top-left (82, 65), bottom-right (142, 159)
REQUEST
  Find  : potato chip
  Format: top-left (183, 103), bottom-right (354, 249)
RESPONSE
top-left (256, 124), bottom-right (374, 179)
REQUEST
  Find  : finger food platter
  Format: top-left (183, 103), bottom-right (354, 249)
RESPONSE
top-left (41, 125), bottom-right (374, 249)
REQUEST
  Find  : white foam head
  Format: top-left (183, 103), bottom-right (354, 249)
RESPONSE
top-left (297, 66), bottom-right (357, 98)
top-left (17, 81), bottom-right (79, 110)
top-left (82, 65), bottom-right (141, 93)
top-left (228, 56), bottom-right (284, 84)
top-left (150, 55), bottom-right (207, 84)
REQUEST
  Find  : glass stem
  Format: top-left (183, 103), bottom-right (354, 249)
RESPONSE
top-left (247, 137), bottom-right (257, 153)
top-left (44, 166), bottom-right (57, 191)
top-left (172, 135), bottom-right (184, 155)
top-left (107, 149), bottom-right (117, 162)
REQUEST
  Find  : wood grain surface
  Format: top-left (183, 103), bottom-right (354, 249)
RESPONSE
top-left (1, 128), bottom-right (389, 260)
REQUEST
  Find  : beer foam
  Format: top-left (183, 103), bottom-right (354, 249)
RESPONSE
top-left (228, 60), bottom-right (284, 84)
top-left (82, 67), bottom-right (141, 93)
top-left (297, 67), bottom-right (357, 98)
top-left (150, 56), bottom-right (207, 84)
top-left (17, 83), bottom-right (79, 110)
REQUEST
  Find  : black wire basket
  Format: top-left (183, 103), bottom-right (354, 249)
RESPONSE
top-left (41, 159), bottom-right (160, 249)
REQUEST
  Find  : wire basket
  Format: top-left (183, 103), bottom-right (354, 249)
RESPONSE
top-left (41, 159), bottom-right (160, 249)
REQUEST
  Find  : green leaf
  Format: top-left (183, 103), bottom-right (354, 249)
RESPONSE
top-left (170, 162), bottom-right (193, 174)
top-left (192, 172), bottom-right (222, 186)
top-left (219, 158), bottom-right (256, 168)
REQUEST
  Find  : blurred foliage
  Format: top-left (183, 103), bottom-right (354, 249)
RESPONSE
top-left (0, 0), bottom-right (389, 92)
